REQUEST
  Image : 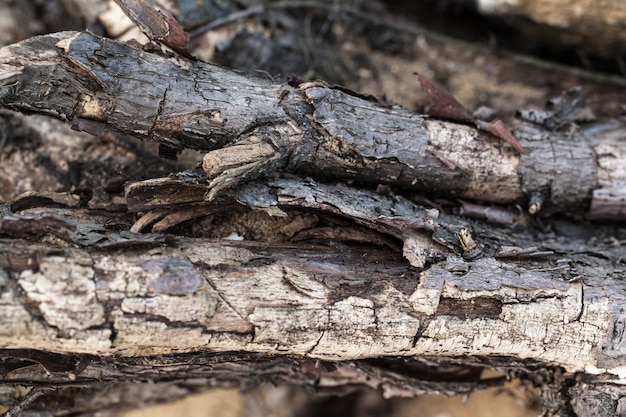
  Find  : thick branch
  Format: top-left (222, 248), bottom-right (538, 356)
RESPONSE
top-left (2, 193), bottom-right (626, 417)
top-left (0, 32), bottom-right (625, 218)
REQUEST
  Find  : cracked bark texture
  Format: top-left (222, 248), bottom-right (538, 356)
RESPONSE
top-left (1, 24), bottom-right (626, 417)
top-left (0, 221), bottom-right (620, 367)
top-left (2, 178), bottom-right (626, 416)
top-left (0, 31), bottom-right (625, 218)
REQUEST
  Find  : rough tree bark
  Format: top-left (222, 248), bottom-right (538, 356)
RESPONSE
top-left (0, 26), bottom-right (626, 417)
top-left (1, 31), bottom-right (625, 220)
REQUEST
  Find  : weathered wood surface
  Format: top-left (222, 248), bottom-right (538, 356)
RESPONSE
top-left (0, 31), bottom-right (625, 218)
top-left (0, 196), bottom-right (623, 372)
top-left (1, 25), bottom-right (626, 416)
top-left (2, 177), bottom-right (626, 415)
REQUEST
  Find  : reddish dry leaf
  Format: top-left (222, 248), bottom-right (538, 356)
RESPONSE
top-left (161, 12), bottom-right (193, 58)
top-left (475, 119), bottom-right (526, 154)
top-left (416, 73), bottom-right (473, 123)
top-left (416, 74), bottom-right (524, 154)
top-left (114, 0), bottom-right (193, 59)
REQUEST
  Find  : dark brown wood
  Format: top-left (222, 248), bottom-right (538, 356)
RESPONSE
top-left (0, 32), bottom-right (624, 219)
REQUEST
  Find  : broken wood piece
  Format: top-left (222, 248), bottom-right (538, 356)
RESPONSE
top-left (203, 127), bottom-right (289, 201)
top-left (113, 0), bottom-right (193, 59)
top-left (202, 134), bottom-right (279, 177)
top-left (125, 175), bottom-right (451, 265)
top-left (458, 200), bottom-right (515, 224)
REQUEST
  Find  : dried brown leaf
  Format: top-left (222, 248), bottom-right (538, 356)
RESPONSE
top-left (416, 73), bottom-right (473, 123)
top-left (475, 119), bottom-right (525, 154)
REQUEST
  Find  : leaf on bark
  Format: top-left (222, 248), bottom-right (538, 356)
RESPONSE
top-left (415, 73), bottom-right (473, 123)
top-left (475, 119), bottom-right (525, 154)
top-left (416, 73), bottom-right (524, 153)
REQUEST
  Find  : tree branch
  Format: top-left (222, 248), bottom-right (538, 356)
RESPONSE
top-left (2, 177), bottom-right (626, 415)
top-left (0, 31), bottom-right (624, 218)
top-left (1, 179), bottom-right (625, 375)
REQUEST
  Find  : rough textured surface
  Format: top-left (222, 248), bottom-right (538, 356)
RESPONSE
top-left (1, 3), bottom-right (625, 415)
top-left (1, 217), bottom-right (625, 415)
top-left (0, 179), bottom-right (624, 373)
top-left (1, 32), bottom-right (625, 217)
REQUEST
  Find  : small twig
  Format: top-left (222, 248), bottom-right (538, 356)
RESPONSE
top-left (1, 386), bottom-right (56, 417)
top-left (114, 0), bottom-right (193, 58)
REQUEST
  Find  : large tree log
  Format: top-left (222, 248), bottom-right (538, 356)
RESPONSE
top-left (2, 180), bottom-right (625, 369)
top-left (2, 178), bottom-right (626, 416)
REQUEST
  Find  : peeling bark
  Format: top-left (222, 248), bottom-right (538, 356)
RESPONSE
top-left (1, 27), bottom-right (626, 417)
top-left (2, 180), bottom-right (625, 372)
top-left (0, 31), bottom-right (625, 218)
top-left (1, 178), bottom-right (626, 415)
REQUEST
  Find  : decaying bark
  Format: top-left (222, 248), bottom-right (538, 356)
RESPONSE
top-left (0, 31), bottom-right (625, 220)
top-left (1, 176), bottom-right (626, 416)
top-left (2, 179), bottom-right (626, 368)
top-left (1, 24), bottom-right (626, 417)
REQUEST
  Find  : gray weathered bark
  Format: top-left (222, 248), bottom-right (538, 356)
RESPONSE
top-left (0, 31), bottom-right (625, 219)
top-left (1, 29), bottom-right (626, 417)
top-left (2, 178), bottom-right (626, 416)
